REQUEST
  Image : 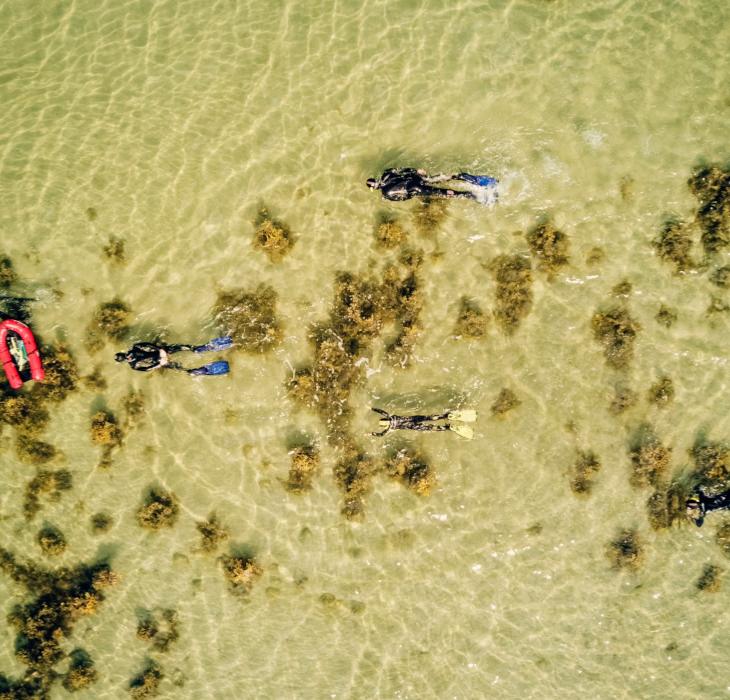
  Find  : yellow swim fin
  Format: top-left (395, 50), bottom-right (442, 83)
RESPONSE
top-left (449, 423), bottom-right (474, 440)
top-left (447, 409), bottom-right (477, 423)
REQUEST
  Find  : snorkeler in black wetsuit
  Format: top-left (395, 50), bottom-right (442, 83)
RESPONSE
top-left (370, 407), bottom-right (476, 439)
top-left (115, 343), bottom-right (195, 372)
top-left (114, 337), bottom-right (233, 376)
top-left (366, 168), bottom-right (480, 202)
top-left (686, 488), bottom-right (730, 527)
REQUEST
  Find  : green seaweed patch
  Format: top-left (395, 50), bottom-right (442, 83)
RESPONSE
top-left (62, 648), bottom-right (97, 692)
top-left (0, 255), bottom-right (18, 288)
top-left (102, 237), bottom-right (126, 264)
top-left (609, 385), bottom-right (637, 415)
top-left (212, 284), bottom-right (282, 352)
top-left (374, 217), bottom-right (408, 249)
top-left (411, 197), bottom-right (448, 237)
top-left (710, 265), bottom-right (730, 288)
top-left (122, 389), bottom-right (146, 431)
top-left (129, 659), bottom-right (163, 699)
top-left (285, 444), bottom-right (320, 493)
top-left (90, 409), bottom-right (123, 469)
top-left (655, 305), bottom-right (677, 328)
top-left (526, 222), bottom-right (570, 276)
top-left (716, 523), bottom-right (730, 558)
top-left (31, 344), bottom-right (78, 403)
top-left (648, 376), bottom-right (674, 406)
top-left (136, 609), bottom-right (179, 652)
top-left (135, 487), bottom-right (179, 530)
top-left (586, 247), bottom-right (605, 265)
top-left (453, 297), bottom-right (488, 339)
top-left (629, 425), bottom-right (672, 488)
top-left (689, 437), bottom-right (730, 485)
top-left (652, 219), bottom-right (694, 272)
top-left (90, 512), bottom-right (113, 534)
top-left (333, 443), bottom-right (377, 520)
top-left (384, 447), bottom-right (436, 496)
top-left (707, 296), bottom-right (730, 315)
top-left (646, 481), bottom-right (687, 530)
top-left (15, 435), bottom-right (57, 465)
top-left (85, 299), bottom-right (132, 353)
top-left (37, 524), bottom-right (66, 556)
top-left (82, 365), bottom-right (108, 391)
top-left (90, 410), bottom-right (123, 447)
top-left (570, 450), bottom-right (601, 496)
top-left (611, 280), bottom-right (632, 298)
top-left (195, 514), bottom-right (229, 552)
top-left (696, 563), bottom-right (723, 593)
top-left (688, 165), bottom-right (730, 255)
top-left (253, 208), bottom-right (294, 262)
top-left (606, 528), bottom-right (644, 571)
top-left (23, 469), bottom-right (72, 520)
top-left (0, 394), bottom-right (50, 438)
top-left (491, 388), bottom-right (521, 416)
top-left (220, 553), bottom-right (263, 594)
top-left (330, 272), bottom-right (386, 343)
top-left (591, 305), bottom-right (640, 370)
top-left (85, 207), bottom-right (98, 222)
top-left (0, 547), bottom-right (117, 696)
top-left (491, 255), bottom-right (533, 334)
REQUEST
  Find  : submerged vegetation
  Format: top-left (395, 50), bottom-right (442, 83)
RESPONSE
top-left (688, 164), bottom-right (730, 255)
top-left (333, 444), bottom-right (377, 520)
top-left (285, 444), bottom-right (320, 493)
top-left (102, 236), bottom-right (126, 265)
top-left (212, 284), bottom-right (282, 352)
top-left (90, 409), bottom-right (123, 468)
top-left (129, 659), bottom-right (163, 699)
top-left (37, 524), bottom-right (67, 556)
top-left (85, 299), bottom-right (131, 353)
top-left (196, 514), bottom-right (229, 552)
top-left (606, 529), bottom-right (644, 571)
top-left (23, 469), bottom-right (72, 520)
top-left (374, 216), bottom-right (408, 249)
top-left (220, 552), bottom-right (263, 594)
top-left (0, 547), bottom-right (117, 698)
top-left (609, 385), bottom-right (637, 414)
top-left (384, 447), bottom-right (436, 496)
top-left (491, 255), bottom-right (533, 334)
top-left (491, 388), bottom-right (521, 416)
top-left (136, 487), bottom-right (179, 530)
top-left (652, 219), bottom-right (694, 273)
top-left (696, 564), bottom-right (723, 593)
top-left (591, 304), bottom-right (640, 370)
top-left (629, 424), bottom-right (672, 489)
top-left (526, 221), bottom-right (570, 275)
top-left (655, 305), bottom-right (677, 328)
top-left (253, 208), bottom-right (294, 262)
top-left (453, 297), bottom-right (488, 338)
top-left (647, 376), bottom-right (675, 406)
top-left (136, 609), bottom-right (179, 652)
top-left (570, 450), bottom-right (601, 495)
top-left (411, 197), bottom-right (448, 236)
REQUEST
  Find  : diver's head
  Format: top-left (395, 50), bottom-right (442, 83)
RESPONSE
top-left (114, 352), bottom-right (127, 363)
top-left (366, 178), bottom-right (379, 190)
top-left (686, 494), bottom-right (704, 525)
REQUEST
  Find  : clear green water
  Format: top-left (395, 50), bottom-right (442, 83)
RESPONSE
top-left (1, 0), bottom-right (730, 697)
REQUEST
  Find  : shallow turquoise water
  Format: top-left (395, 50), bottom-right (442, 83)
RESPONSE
top-left (1, 0), bottom-right (730, 698)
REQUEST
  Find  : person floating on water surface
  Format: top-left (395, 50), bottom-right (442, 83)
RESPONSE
top-left (686, 488), bottom-right (730, 527)
top-left (114, 337), bottom-right (233, 376)
top-left (370, 407), bottom-right (477, 439)
top-left (366, 168), bottom-right (498, 205)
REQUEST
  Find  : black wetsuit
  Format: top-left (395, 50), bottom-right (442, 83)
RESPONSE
top-left (690, 489), bottom-right (730, 527)
top-left (120, 343), bottom-right (193, 372)
top-left (374, 168), bottom-right (476, 202)
top-left (371, 408), bottom-right (451, 436)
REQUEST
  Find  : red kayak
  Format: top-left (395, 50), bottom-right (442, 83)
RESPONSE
top-left (0, 319), bottom-right (45, 389)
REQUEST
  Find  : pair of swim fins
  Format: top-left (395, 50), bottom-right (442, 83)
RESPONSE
top-left (448, 409), bottom-right (477, 440)
top-left (189, 336), bottom-right (234, 376)
top-left (456, 173), bottom-right (498, 188)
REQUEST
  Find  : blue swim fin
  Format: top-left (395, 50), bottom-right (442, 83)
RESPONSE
top-left (193, 336), bottom-right (234, 353)
top-left (457, 172), bottom-right (499, 188)
top-left (188, 360), bottom-right (230, 376)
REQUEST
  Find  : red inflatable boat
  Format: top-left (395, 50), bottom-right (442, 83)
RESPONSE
top-left (0, 319), bottom-right (45, 389)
